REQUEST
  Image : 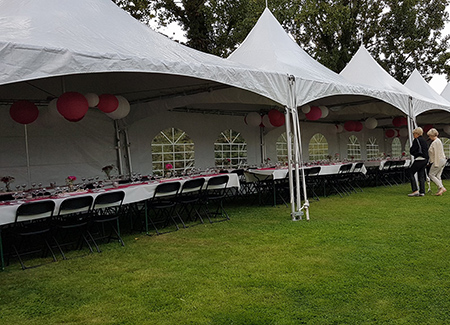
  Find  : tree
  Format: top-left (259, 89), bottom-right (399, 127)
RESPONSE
top-left (113, 0), bottom-right (450, 82)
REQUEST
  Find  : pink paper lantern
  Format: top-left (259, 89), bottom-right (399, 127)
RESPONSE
top-left (344, 121), bottom-right (356, 132)
top-left (305, 106), bottom-right (322, 121)
top-left (268, 109), bottom-right (285, 127)
top-left (392, 116), bottom-right (403, 127)
top-left (385, 129), bottom-right (396, 138)
top-left (354, 121), bottom-right (363, 132)
top-left (400, 116), bottom-right (407, 126)
top-left (57, 92), bottom-right (89, 122)
top-left (97, 94), bottom-right (119, 113)
top-left (423, 124), bottom-right (433, 134)
top-left (10, 100), bottom-right (39, 124)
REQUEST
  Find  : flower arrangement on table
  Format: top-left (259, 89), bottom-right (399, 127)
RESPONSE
top-left (66, 176), bottom-right (76, 191)
top-left (164, 163), bottom-right (174, 178)
top-left (1, 176), bottom-right (15, 192)
top-left (102, 164), bottom-right (116, 179)
top-left (223, 158), bottom-right (231, 167)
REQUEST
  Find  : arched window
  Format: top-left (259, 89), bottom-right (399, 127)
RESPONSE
top-left (366, 137), bottom-right (379, 160)
top-left (391, 137), bottom-right (402, 158)
top-left (405, 139), bottom-right (410, 155)
top-left (309, 133), bottom-right (328, 161)
top-left (151, 127), bottom-right (194, 176)
top-left (347, 135), bottom-right (361, 160)
top-left (214, 129), bottom-right (247, 168)
top-left (276, 132), bottom-right (293, 164)
top-left (441, 137), bottom-right (450, 157)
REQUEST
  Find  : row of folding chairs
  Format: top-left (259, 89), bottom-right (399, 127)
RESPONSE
top-left (4, 175), bottom-right (232, 270)
top-left (4, 191), bottom-right (125, 270)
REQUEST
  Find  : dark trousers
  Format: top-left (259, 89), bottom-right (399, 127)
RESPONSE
top-left (409, 159), bottom-right (428, 193)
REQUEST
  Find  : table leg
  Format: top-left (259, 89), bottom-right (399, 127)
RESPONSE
top-left (0, 227), bottom-right (4, 271)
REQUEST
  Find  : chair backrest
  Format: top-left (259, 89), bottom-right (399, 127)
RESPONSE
top-left (179, 178), bottom-right (205, 195)
top-left (206, 175), bottom-right (229, 190)
top-left (93, 191), bottom-right (125, 209)
top-left (353, 162), bottom-right (364, 172)
top-left (154, 182), bottom-right (181, 199)
top-left (58, 195), bottom-right (93, 216)
top-left (15, 200), bottom-right (56, 224)
top-left (305, 166), bottom-right (321, 176)
top-left (338, 164), bottom-right (353, 173)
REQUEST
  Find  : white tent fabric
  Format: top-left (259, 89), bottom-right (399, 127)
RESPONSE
top-left (340, 45), bottom-right (450, 116)
top-left (0, 0), bottom-right (287, 106)
top-left (228, 8), bottom-right (410, 114)
top-left (404, 69), bottom-right (450, 116)
top-left (441, 82), bottom-right (450, 102)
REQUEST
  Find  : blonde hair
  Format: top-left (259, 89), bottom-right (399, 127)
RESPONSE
top-left (413, 127), bottom-right (423, 136)
top-left (427, 128), bottom-right (439, 137)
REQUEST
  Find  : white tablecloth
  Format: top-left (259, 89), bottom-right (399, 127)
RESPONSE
top-left (246, 163), bottom-right (367, 181)
top-left (0, 174), bottom-right (239, 227)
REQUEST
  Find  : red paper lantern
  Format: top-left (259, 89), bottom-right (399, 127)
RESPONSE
top-left (385, 129), bottom-right (396, 138)
top-left (344, 121), bottom-right (356, 132)
top-left (305, 106), bottom-right (322, 121)
top-left (392, 116), bottom-right (403, 127)
top-left (97, 94), bottom-right (119, 113)
top-left (57, 92), bottom-right (89, 121)
top-left (423, 124), bottom-right (433, 134)
top-left (400, 116), bottom-right (407, 126)
top-left (9, 100), bottom-right (39, 124)
top-left (354, 121), bottom-right (363, 132)
top-left (268, 109), bottom-right (285, 127)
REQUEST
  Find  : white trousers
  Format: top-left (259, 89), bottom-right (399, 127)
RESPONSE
top-left (429, 158), bottom-right (447, 189)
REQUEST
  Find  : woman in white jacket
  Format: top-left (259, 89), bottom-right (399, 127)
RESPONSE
top-left (427, 128), bottom-right (447, 196)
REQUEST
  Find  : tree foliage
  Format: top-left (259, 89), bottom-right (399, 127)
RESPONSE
top-left (112, 0), bottom-right (450, 82)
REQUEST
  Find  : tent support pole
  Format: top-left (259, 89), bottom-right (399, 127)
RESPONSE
top-left (124, 128), bottom-right (132, 176)
top-left (24, 124), bottom-right (31, 186)
top-left (114, 120), bottom-right (124, 176)
top-left (408, 96), bottom-right (419, 188)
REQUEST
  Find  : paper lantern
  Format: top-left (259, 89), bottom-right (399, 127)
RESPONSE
top-left (261, 114), bottom-right (274, 128)
top-left (9, 100), bottom-right (39, 124)
top-left (301, 105), bottom-right (311, 114)
top-left (268, 109), bottom-right (284, 127)
top-left (84, 93), bottom-right (99, 107)
top-left (400, 116), bottom-right (407, 126)
top-left (305, 106), bottom-right (322, 121)
top-left (365, 117), bottom-right (377, 130)
top-left (106, 96), bottom-right (130, 120)
top-left (57, 92), bottom-right (89, 121)
top-left (444, 125), bottom-right (450, 135)
top-left (354, 121), bottom-right (363, 132)
top-left (385, 129), bottom-right (396, 138)
top-left (392, 116), bottom-right (404, 127)
top-left (423, 124), bottom-right (433, 134)
top-left (319, 106), bottom-right (329, 118)
top-left (246, 112), bottom-right (261, 127)
top-left (328, 124), bottom-right (338, 134)
top-left (344, 121), bottom-right (356, 132)
top-left (399, 128), bottom-right (408, 137)
top-left (97, 94), bottom-right (119, 113)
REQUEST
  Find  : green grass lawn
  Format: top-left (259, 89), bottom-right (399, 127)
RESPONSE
top-left (1, 182), bottom-right (450, 324)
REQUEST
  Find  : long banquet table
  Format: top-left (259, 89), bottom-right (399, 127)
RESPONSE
top-left (0, 173), bottom-right (239, 270)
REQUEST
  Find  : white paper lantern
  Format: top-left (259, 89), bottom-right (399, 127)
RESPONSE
top-left (444, 125), bottom-right (450, 135)
top-left (328, 124), bottom-right (337, 134)
top-left (262, 114), bottom-right (274, 128)
top-left (336, 124), bottom-right (344, 133)
top-left (246, 112), bottom-right (261, 127)
top-left (84, 93), bottom-right (99, 107)
top-left (319, 106), bottom-right (329, 118)
top-left (301, 105), bottom-right (311, 114)
top-left (106, 96), bottom-right (130, 120)
top-left (365, 117), bottom-right (378, 130)
top-left (399, 128), bottom-right (408, 137)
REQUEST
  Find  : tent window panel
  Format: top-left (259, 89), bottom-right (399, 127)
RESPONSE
top-left (214, 129), bottom-right (247, 168)
top-left (309, 133), bottom-right (328, 161)
top-left (151, 127), bottom-right (195, 176)
top-left (347, 135), bottom-right (361, 160)
top-left (391, 137), bottom-right (402, 158)
top-left (366, 137), bottom-right (379, 160)
top-left (277, 132), bottom-right (294, 163)
top-left (441, 137), bottom-right (450, 157)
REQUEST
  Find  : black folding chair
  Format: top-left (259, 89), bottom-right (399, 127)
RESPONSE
top-left (176, 178), bottom-right (205, 226)
top-left (201, 175), bottom-right (230, 223)
top-left (8, 200), bottom-right (57, 270)
top-left (145, 182), bottom-right (184, 235)
top-left (52, 195), bottom-right (95, 259)
top-left (90, 191), bottom-right (125, 251)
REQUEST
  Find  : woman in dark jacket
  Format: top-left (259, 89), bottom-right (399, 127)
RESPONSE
top-left (408, 127), bottom-right (429, 196)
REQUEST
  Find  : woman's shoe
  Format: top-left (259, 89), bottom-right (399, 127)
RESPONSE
top-left (436, 187), bottom-right (447, 196)
top-left (408, 192), bottom-right (420, 197)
